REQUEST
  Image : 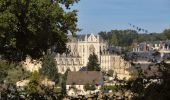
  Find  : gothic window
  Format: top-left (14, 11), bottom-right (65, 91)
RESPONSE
top-left (73, 46), bottom-right (77, 55)
top-left (83, 45), bottom-right (85, 53)
top-left (103, 46), bottom-right (106, 52)
top-left (79, 46), bottom-right (81, 52)
top-left (77, 59), bottom-right (81, 64)
top-left (71, 59), bottom-right (74, 65)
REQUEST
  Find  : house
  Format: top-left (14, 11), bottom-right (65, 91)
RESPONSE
top-left (66, 71), bottom-right (104, 97)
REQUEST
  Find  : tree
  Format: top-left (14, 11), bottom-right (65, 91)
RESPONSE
top-left (61, 68), bottom-right (70, 95)
top-left (0, 84), bottom-right (20, 100)
top-left (141, 61), bottom-right (170, 100)
top-left (0, 60), bottom-right (30, 84)
top-left (0, 60), bottom-right (10, 83)
top-left (163, 29), bottom-right (170, 39)
top-left (108, 70), bottom-right (114, 77)
top-left (6, 64), bottom-right (31, 84)
top-left (84, 83), bottom-right (96, 91)
top-left (40, 54), bottom-right (59, 83)
top-left (26, 71), bottom-right (42, 99)
top-left (86, 53), bottom-right (100, 71)
top-left (0, 0), bottom-right (80, 61)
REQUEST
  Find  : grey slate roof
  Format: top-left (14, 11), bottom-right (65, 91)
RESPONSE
top-left (123, 51), bottom-right (161, 61)
top-left (67, 34), bottom-right (104, 42)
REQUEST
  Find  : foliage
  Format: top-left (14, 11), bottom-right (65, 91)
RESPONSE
top-left (125, 60), bottom-right (170, 100)
top-left (0, 84), bottom-right (20, 100)
top-left (98, 30), bottom-right (138, 47)
top-left (87, 53), bottom-right (100, 71)
top-left (0, 60), bottom-right (10, 83)
top-left (61, 69), bottom-right (70, 95)
top-left (98, 28), bottom-right (170, 50)
top-left (24, 71), bottom-right (60, 99)
top-left (40, 54), bottom-right (59, 83)
top-left (163, 29), bottom-right (170, 39)
top-left (140, 61), bottom-right (170, 100)
top-left (84, 83), bottom-right (96, 91)
top-left (101, 85), bottom-right (121, 92)
top-left (6, 65), bottom-right (31, 84)
top-left (0, 60), bottom-right (30, 84)
top-left (26, 71), bottom-right (40, 95)
top-left (107, 70), bottom-right (114, 77)
top-left (0, 0), bottom-right (80, 61)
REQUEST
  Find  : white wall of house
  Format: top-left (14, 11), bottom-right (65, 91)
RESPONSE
top-left (66, 85), bottom-right (101, 96)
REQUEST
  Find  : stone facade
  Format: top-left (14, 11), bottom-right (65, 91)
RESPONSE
top-left (55, 34), bottom-right (107, 74)
top-left (55, 34), bottom-right (132, 80)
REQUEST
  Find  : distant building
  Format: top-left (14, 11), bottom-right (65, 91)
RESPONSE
top-left (55, 34), bottom-right (108, 73)
top-left (123, 51), bottom-right (170, 78)
top-left (133, 40), bottom-right (170, 52)
top-left (66, 71), bottom-right (103, 96)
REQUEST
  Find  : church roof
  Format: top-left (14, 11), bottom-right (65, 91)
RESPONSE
top-left (67, 34), bottom-right (104, 42)
top-left (77, 34), bottom-right (87, 41)
top-left (66, 71), bottom-right (103, 85)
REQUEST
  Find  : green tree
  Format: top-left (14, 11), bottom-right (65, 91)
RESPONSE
top-left (84, 83), bottom-right (96, 91)
top-left (61, 68), bottom-right (70, 95)
top-left (26, 71), bottom-right (41, 98)
top-left (163, 29), bottom-right (170, 39)
top-left (141, 61), bottom-right (170, 100)
top-left (6, 65), bottom-right (31, 84)
top-left (0, 60), bottom-right (30, 83)
top-left (87, 53), bottom-right (100, 71)
top-left (0, 60), bottom-right (10, 83)
top-left (0, 0), bottom-right (79, 61)
top-left (40, 54), bottom-right (59, 83)
top-left (108, 70), bottom-right (114, 77)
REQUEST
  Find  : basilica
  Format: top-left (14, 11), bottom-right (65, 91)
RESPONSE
top-left (54, 34), bottom-right (131, 79)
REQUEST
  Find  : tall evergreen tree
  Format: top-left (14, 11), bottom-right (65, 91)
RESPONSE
top-left (61, 68), bottom-right (70, 95)
top-left (86, 53), bottom-right (100, 71)
top-left (40, 54), bottom-right (59, 83)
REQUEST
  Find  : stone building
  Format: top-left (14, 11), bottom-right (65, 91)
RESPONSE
top-left (55, 34), bottom-right (107, 74)
top-left (66, 71), bottom-right (103, 96)
top-left (55, 34), bottom-right (132, 80)
top-left (133, 40), bottom-right (170, 52)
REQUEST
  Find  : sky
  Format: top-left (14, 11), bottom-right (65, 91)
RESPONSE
top-left (71, 0), bottom-right (170, 34)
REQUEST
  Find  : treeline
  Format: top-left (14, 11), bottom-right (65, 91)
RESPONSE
top-left (98, 28), bottom-right (170, 47)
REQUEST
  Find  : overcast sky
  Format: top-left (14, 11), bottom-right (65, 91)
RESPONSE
top-left (72, 0), bottom-right (170, 34)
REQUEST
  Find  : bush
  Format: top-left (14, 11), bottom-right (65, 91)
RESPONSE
top-left (101, 85), bottom-right (121, 92)
top-left (108, 70), bottom-right (114, 77)
top-left (84, 83), bottom-right (96, 91)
